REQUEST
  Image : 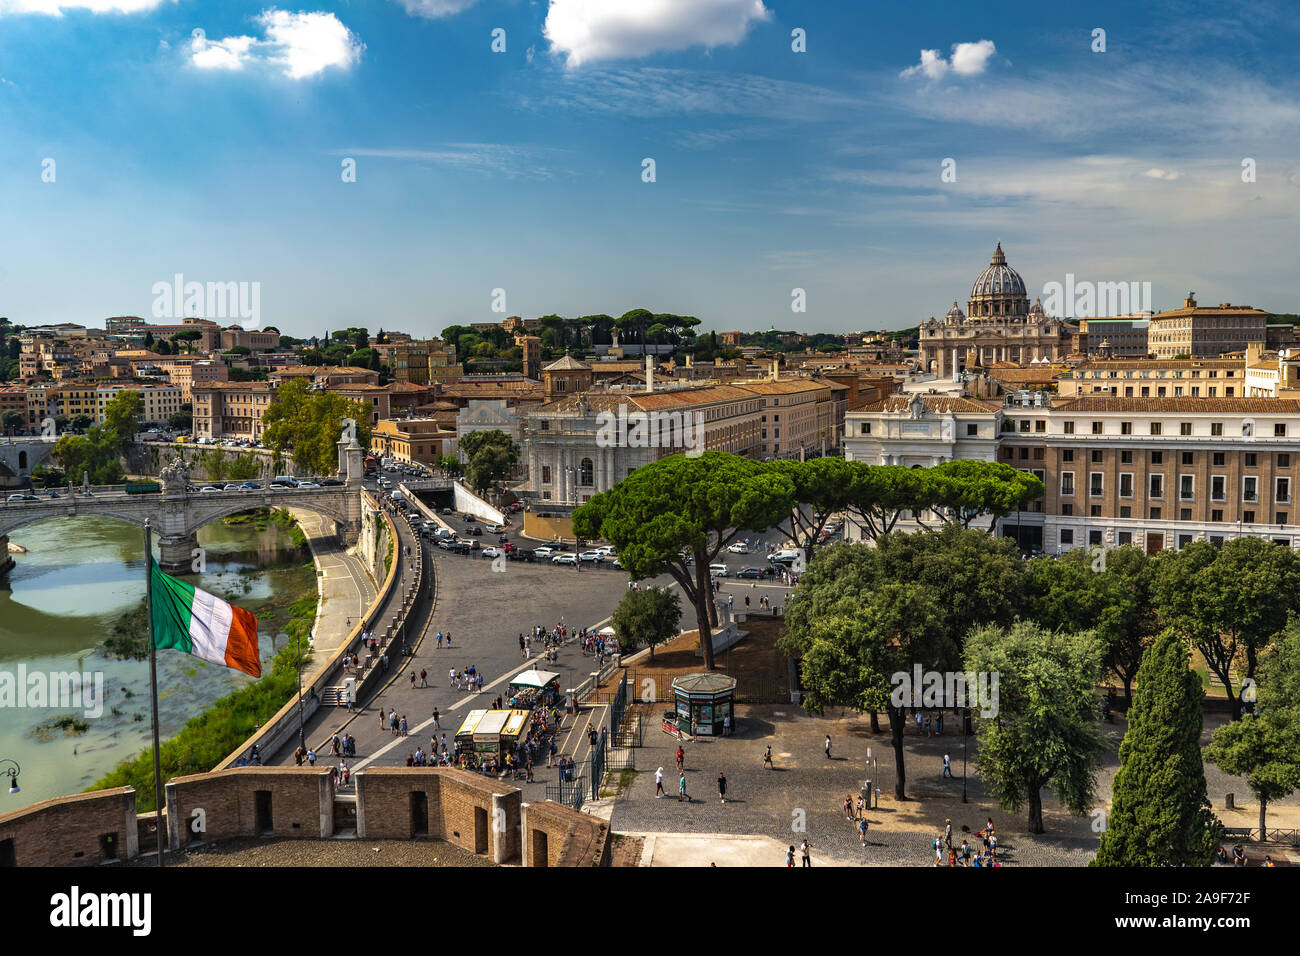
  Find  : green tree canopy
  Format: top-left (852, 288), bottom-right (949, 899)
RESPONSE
top-left (769, 457), bottom-right (860, 565)
top-left (611, 585), bottom-right (682, 658)
top-left (1093, 629), bottom-right (1218, 866)
top-left (918, 460), bottom-right (1045, 530)
top-left (964, 620), bottom-right (1105, 833)
top-left (261, 378), bottom-right (372, 475)
top-left (573, 452), bottom-right (795, 669)
top-left (1153, 538), bottom-right (1300, 718)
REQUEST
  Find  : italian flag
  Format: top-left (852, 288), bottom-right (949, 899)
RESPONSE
top-left (150, 560), bottom-right (262, 678)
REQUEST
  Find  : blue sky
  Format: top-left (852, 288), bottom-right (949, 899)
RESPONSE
top-left (1, 0), bottom-right (1298, 337)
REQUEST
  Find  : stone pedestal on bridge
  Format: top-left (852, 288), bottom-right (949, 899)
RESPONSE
top-left (0, 535), bottom-right (13, 579)
top-left (158, 532), bottom-right (200, 573)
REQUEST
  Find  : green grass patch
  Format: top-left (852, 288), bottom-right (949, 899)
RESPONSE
top-left (30, 715), bottom-right (90, 741)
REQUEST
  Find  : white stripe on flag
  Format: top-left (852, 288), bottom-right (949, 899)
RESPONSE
top-left (189, 586), bottom-right (233, 667)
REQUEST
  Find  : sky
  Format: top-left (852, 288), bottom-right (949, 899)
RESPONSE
top-left (1, 0), bottom-right (1299, 338)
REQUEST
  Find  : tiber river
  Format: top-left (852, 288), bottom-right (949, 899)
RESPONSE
top-left (0, 514), bottom-right (315, 810)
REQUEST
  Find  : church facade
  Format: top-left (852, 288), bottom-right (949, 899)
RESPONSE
top-left (919, 243), bottom-right (1075, 378)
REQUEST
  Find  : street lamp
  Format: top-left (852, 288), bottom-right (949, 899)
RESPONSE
top-left (961, 707), bottom-right (970, 803)
top-left (2, 758), bottom-right (19, 794)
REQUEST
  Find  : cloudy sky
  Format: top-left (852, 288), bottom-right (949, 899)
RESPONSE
top-left (0, 0), bottom-right (1297, 336)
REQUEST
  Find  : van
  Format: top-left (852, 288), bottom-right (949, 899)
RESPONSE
top-left (770, 549), bottom-right (800, 565)
top-left (272, 475), bottom-right (297, 488)
top-left (709, 563), bottom-right (728, 577)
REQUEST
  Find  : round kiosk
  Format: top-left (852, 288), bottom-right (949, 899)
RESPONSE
top-left (670, 673), bottom-right (737, 737)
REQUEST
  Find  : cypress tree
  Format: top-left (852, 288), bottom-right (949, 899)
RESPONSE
top-left (1094, 629), bottom-right (1217, 866)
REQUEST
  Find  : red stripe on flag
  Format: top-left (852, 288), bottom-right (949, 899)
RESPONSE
top-left (224, 605), bottom-right (261, 678)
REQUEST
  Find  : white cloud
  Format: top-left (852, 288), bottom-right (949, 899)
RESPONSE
top-left (334, 143), bottom-right (562, 179)
top-left (544, 0), bottom-right (771, 68)
top-left (0, 0), bottom-right (169, 13)
top-left (190, 9), bottom-right (363, 80)
top-left (1143, 168), bottom-right (1180, 180)
top-left (902, 39), bottom-right (996, 81)
top-left (395, 0), bottom-right (480, 18)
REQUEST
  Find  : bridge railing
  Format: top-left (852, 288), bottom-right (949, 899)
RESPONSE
top-left (215, 488), bottom-right (409, 768)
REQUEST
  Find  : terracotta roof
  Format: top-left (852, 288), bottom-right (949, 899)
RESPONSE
top-left (1053, 396), bottom-right (1300, 413)
top-left (733, 380), bottom-right (831, 395)
top-left (543, 355), bottom-right (592, 372)
top-left (1074, 358), bottom-right (1240, 371)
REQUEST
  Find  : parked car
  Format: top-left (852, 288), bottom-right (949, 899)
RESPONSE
top-left (737, 566), bottom-right (771, 579)
top-left (551, 553), bottom-right (577, 565)
top-left (709, 563), bottom-right (729, 577)
top-left (726, 543), bottom-right (749, 554)
top-left (533, 546), bottom-right (557, 558)
top-left (769, 549), bottom-right (800, 565)
top-left (578, 551), bottom-right (602, 563)
top-left (481, 547), bottom-right (502, 559)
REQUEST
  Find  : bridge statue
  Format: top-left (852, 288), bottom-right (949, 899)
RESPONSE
top-left (160, 455), bottom-right (192, 493)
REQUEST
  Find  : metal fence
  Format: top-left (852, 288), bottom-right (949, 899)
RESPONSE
top-left (1217, 826), bottom-right (1300, 846)
top-left (624, 668), bottom-right (785, 704)
top-left (545, 778), bottom-right (585, 811)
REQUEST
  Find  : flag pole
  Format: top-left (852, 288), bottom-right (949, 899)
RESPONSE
top-left (144, 519), bottom-right (165, 868)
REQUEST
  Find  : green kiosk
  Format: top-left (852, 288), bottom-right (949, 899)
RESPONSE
top-left (669, 673), bottom-right (737, 737)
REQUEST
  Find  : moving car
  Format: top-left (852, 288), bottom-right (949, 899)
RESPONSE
top-left (551, 553), bottom-right (577, 565)
top-left (481, 547), bottom-right (502, 559)
top-left (737, 566), bottom-right (772, 579)
top-left (240, 481), bottom-right (261, 490)
top-left (465, 526), bottom-right (482, 536)
top-left (726, 543), bottom-right (749, 554)
top-left (769, 549), bottom-right (801, 565)
top-left (709, 563), bottom-right (728, 577)
top-left (297, 481), bottom-right (321, 489)
top-left (486, 523), bottom-right (505, 533)
top-left (7, 493), bottom-right (39, 502)
top-left (223, 483), bottom-right (242, 491)
top-left (199, 486), bottom-right (221, 494)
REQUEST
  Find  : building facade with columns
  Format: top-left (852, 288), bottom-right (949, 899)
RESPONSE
top-left (919, 243), bottom-right (1074, 378)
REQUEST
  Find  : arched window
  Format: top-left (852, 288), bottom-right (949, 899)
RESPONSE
top-left (579, 457), bottom-right (594, 486)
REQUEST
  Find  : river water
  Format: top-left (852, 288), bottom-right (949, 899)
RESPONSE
top-left (0, 514), bottom-right (315, 810)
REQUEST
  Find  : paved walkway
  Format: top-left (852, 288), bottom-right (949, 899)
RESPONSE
top-left (289, 508), bottom-right (377, 682)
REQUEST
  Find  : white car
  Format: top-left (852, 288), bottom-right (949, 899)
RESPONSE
top-left (297, 481), bottom-right (320, 489)
top-left (486, 523), bottom-right (505, 533)
top-left (551, 553), bottom-right (577, 565)
top-left (533, 546), bottom-right (557, 558)
top-left (199, 486), bottom-right (221, 493)
top-left (7, 493), bottom-right (38, 502)
top-left (727, 543), bottom-right (748, 554)
top-left (481, 547), bottom-right (502, 559)
top-left (578, 551), bottom-right (602, 563)
top-left (709, 563), bottom-right (728, 577)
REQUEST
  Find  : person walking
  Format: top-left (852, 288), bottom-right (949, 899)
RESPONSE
top-left (678, 772), bottom-right (688, 802)
top-left (763, 745), bottom-right (773, 769)
top-left (420, 668), bottom-right (427, 688)
top-left (717, 772), bottom-right (727, 804)
top-left (655, 767), bottom-right (666, 797)
top-left (432, 707), bottom-right (440, 731)
top-left (944, 819), bottom-right (953, 850)
top-left (800, 839), bottom-right (811, 867)
top-left (676, 745), bottom-right (685, 772)
top-left (824, 734), bottom-right (832, 760)
top-left (942, 753), bottom-right (953, 778)
top-left (858, 816), bottom-right (869, 846)
top-left (786, 845), bottom-right (796, 868)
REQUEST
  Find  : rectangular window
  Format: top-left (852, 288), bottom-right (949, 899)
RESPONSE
top-left (1278, 513), bottom-right (1289, 526)
top-left (1276, 423), bottom-right (1288, 437)
top-left (1181, 508), bottom-right (1193, 521)
top-left (1182, 452), bottom-right (1194, 466)
top-left (1149, 473), bottom-right (1164, 498)
top-left (1180, 422), bottom-right (1192, 435)
top-left (1035, 420), bottom-right (1046, 433)
top-left (1090, 505), bottom-right (1102, 517)
top-left (1151, 450), bottom-right (1163, 464)
top-left (1121, 450), bottom-right (1133, 464)
top-left (1090, 473), bottom-right (1103, 496)
top-left (1120, 505), bottom-right (1132, 518)
top-left (1150, 421), bottom-right (1162, 436)
top-left (1118, 531), bottom-right (1133, 545)
top-left (1180, 475), bottom-right (1194, 500)
top-left (1064, 421), bottom-right (1075, 435)
top-left (1091, 450), bottom-right (1103, 463)
top-left (1278, 477), bottom-right (1291, 503)
top-left (1211, 509), bottom-right (1224, 522)
top-left (1244, 510), bottom-right (1255, 523)
top-left (1061, 503), bottom-right (1073, 516)
top-left (1119, 473), bottom-right (1134, 497)
top-left (1061, 472), bottom-right (1075, 496)
top-left (1059, 529), bottom-right (1074, 545)
top-left (1211, 475), bottom-right (1225, 501)
top-left (966, 423), bottom-right (977, 436)
top-left (1063, 449), bottom-right (1074, 463)
top-left (1244, 476), bottom-right (1258, 501)
top-left (1213, 452), bottom-right (1225, 466)
top-left (1150, 507), bottom-right (1161, 520)
top-left (1211, 422), bottom-right (1224, 436)
top-left (1019, 447), bottom-right (1030, 460)
top-left (1121, 421), bottom-right (1132, 435)
top-left (1280, 454), bottom-right (1291, 468)
top-left (860, 422), bottom-right (871, 434)
top-left (1089, 529), bottom-right (1103, 545)
top-left (1092, 421), bottom-right (1103, 435)
top-left (1245, 453), bottom-right (1257, 467)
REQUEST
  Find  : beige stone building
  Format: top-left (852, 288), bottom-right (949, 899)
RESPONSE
top-left (1147, 294), bottom-right (1268, 358)
top-left (192, 382), bottom-right (274, 440)
top-left (1058, 358), bottom-right (1244, 398)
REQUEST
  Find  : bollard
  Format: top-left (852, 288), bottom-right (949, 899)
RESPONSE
top-left (1226, 793), bottom-right (1235, 810)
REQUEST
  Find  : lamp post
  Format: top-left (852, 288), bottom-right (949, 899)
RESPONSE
top-left (2, 758), bottom-right (19, 795)
top-left (961, 707), bottom-right (970, 804)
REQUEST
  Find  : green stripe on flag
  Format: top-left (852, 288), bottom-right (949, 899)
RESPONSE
top-left (150, 559), bottom-right (196, 655)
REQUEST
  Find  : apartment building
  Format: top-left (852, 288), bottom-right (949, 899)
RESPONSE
top-left (392, 339), bottom-right (461, 386)
top-left (740, 379), bottom-right (834, 459)
top-left (370, 418), bottom-right (455, 467)
top-left (844, 392), bottom-right (1300, 554)
top-left (96, 385), bottom-right (184, 426)
top-left (1058, 358), bottom-right (1243, 398)
top-left (167, 360), bottom-right (229, 402)
top-left (192, 382), bottom-right (274, 440)
top-left (220, 325), bottom-right (280, 352)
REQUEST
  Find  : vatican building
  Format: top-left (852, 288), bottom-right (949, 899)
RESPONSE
top-left (920, 242), bottom-right (1074, 377)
